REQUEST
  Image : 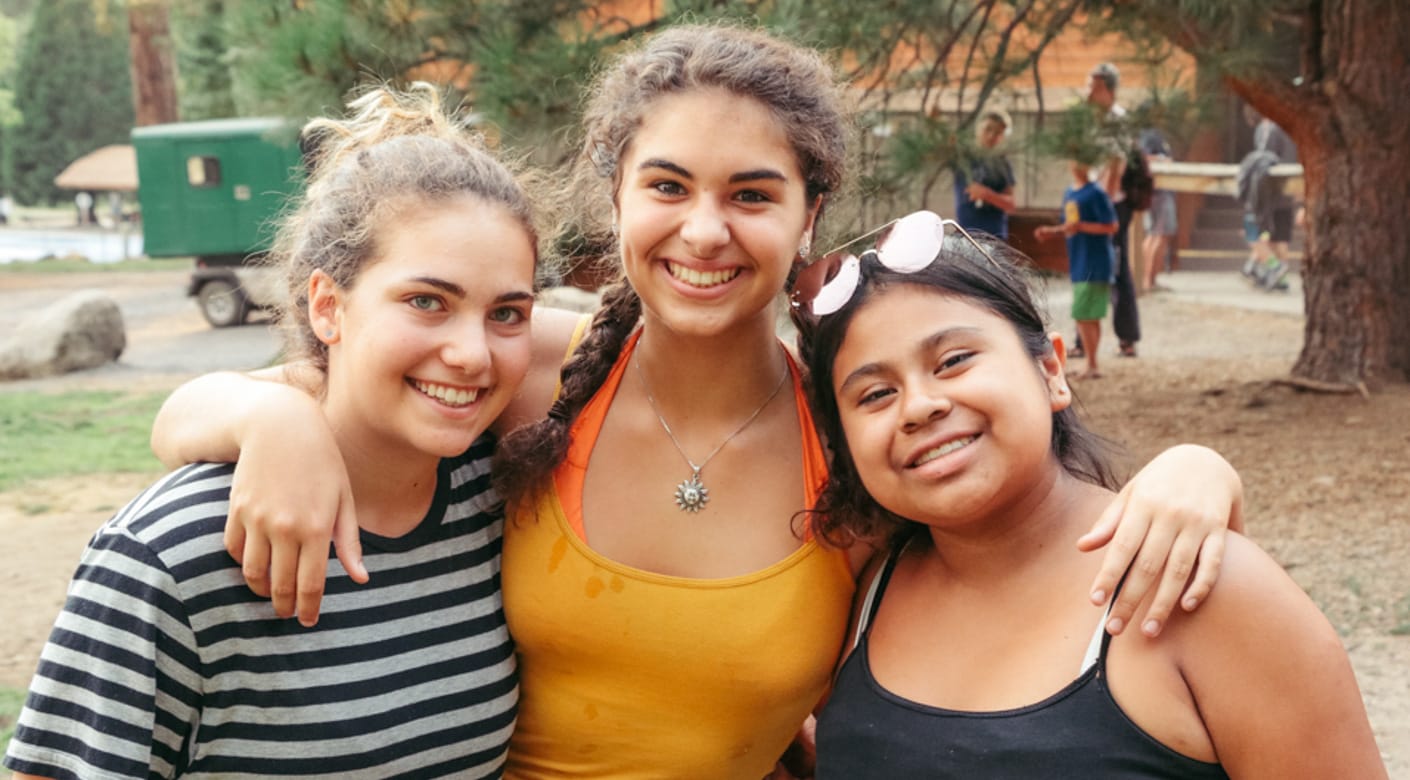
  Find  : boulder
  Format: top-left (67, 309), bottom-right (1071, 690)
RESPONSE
top-left (0, 289), bottom-right (126, 379)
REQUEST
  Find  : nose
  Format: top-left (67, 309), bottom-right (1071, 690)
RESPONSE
top-left (441, 316), bottom-right (494, 378)
top-left (899, 379), bottom-right (951, 433)
top-left (679, 198), bottom-right (730, 257)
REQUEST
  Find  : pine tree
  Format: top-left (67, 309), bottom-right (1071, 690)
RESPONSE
top-left (172, 0), bottom-right (236, 120)
top-left (10, 0), bottom-right (134, 204)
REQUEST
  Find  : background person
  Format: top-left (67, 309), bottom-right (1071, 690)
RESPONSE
top-left (953, 109), bottom-right (1017, 242)
top-left (1035, 153), bottom-right (1118, 379)
top-left (1139, 120), bottom-right (1178, 292)
top-left (1071, 61), bottom-right (1140, 360)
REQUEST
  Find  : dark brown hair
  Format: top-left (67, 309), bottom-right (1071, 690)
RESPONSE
top-left (795, 237), bottom-right (1119, 549)
top-left (493, 23), bottom-right (849, 503)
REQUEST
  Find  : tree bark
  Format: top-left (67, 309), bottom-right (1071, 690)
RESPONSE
top-left (128, 0), bottom-right (179, 127)
top-left (1229, 0), bottom-right (1410, 386)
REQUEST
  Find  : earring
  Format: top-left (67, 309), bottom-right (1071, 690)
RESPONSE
top-left (798, 237), bottom-right (811, 257)
top-left (324, 330), bottom-right (334, 339)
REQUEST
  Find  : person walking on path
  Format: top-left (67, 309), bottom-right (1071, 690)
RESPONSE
top-left (1036, 155), bottom-right (1118, 379)
top-left (1070, 62), bottom-right (1140, 361)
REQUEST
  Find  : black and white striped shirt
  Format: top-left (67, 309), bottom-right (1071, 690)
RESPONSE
top-left (4, 435), bottom-right (516, 779)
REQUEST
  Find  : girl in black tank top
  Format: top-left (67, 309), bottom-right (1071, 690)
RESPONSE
top-left (795, 223), bottom-right (1385, 779)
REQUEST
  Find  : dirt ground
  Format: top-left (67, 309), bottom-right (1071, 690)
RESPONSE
top-left (1, 270), bottom-right (1407, 773)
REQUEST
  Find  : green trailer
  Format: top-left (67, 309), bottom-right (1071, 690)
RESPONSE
top-left (132, 117), bottom-right (305, 327)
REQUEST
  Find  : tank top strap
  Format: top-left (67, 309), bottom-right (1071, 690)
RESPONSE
top-left (1080, 580), bottom-right (1122, 675)
top-left (848, 537), bottom-right (910, 651)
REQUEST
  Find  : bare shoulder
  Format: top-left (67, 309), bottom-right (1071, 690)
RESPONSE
top-left (494, 305), bottom-right (591, 434)
top-left (1170, 539), bottom-right (1386, 776)
top-left (1185, 533), bottom-right (1330, 631)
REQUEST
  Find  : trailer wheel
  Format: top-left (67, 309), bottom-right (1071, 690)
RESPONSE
top-left (197, 279), bottom-right (249, 327)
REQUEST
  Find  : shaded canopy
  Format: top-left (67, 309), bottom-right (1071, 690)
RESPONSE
top-left (53, 144), bottom-right (138, 192)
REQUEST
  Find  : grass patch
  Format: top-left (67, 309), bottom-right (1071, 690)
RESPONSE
top-left (1393, 593), bottom-right (1410, 637)
top-left (0, 257), bottom-right (189, 274)
top-left (0, 390), bottom-right (168, 492)
top-left (0, 686), bottom-right (25, 757)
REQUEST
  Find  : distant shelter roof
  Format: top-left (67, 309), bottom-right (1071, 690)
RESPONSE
top-left (53, 144), bottom-right (138, 192)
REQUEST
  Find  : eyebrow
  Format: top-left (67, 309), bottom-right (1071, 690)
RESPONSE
top-left (637, 158), bottom-right (789, 185)
top-left (409, 277), bottom-right (534, 305)
top-left (836, 326), bottom-right (983, 394)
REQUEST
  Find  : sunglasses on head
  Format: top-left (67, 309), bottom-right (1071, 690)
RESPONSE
top-left (791, 210), bottom-right (999, 317)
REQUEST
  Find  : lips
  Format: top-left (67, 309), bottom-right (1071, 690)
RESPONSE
top-left (412, 379), bottom-right (482, 408)
top-left (908, 434), bottom-right (978, 468)
top-left (666, 261), bottom-right (741, 288)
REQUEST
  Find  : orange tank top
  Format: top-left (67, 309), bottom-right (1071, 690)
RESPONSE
top-left (502, 329), bottom-right (855, 778)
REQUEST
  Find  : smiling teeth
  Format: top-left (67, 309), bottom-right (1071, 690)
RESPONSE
top-left (913, 435), bottom-right (977, 467)
top-left (414, 380), bottom-right (480, 407)
top-left (668, 262), bottom-right (740, 288)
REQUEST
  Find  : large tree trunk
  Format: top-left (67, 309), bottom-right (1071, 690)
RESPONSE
top-left (128, 0), bottom-right (179, 126)
top-left (1232, 0), bottom-right (1410, 386)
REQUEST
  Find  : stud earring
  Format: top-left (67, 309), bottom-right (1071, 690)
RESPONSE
top-left (798, 237), bottom-right (811, 257)
top-left (324, 330), bottom-right (334, 339)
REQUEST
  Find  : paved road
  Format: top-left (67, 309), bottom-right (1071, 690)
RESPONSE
top-left (0, 267), bottom-right (281, 392)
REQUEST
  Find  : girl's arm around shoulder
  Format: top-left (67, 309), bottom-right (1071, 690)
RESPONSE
top-left (149, 363), bottom-right (318, 469)
top-left (148, 363), bottom-right (360, 626)
top-left (1173, 533), bottom-right (1386, 778)
top-left (492, 305), bottom-right (587, 435)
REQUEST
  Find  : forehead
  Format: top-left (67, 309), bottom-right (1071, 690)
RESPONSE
top-left (833, 286), bottom-right (1006, 369)
top-left (366, 195), bottom-right (535, 287)
top-left (622, 88), bottom-right (803, 180)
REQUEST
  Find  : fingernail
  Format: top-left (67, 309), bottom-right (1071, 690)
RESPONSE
top-left (1143, 619), bottom-right (1161, 637)
top-left (1106, 617), bottom-right (1124, 634)
top-left (300, 616), bottom-right (318, 628)
top-left (1183, 596), bottom-right (1199, 610)
top-left (1090, 589), bottom-right (1106, 604)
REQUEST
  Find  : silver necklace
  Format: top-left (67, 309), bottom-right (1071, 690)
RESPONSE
top-left (635, 350), bottom-right (790, 513)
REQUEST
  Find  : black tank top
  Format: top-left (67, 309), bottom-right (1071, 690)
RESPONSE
top-left (815, 547), bottom-right (1229, 779)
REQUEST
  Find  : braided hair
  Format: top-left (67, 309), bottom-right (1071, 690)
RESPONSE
top-left (492, 23), bottom-right (849, 504)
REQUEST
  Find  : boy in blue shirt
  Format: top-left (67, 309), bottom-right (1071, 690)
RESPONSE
top-left (1036, 158), bottom-right (1119, 378)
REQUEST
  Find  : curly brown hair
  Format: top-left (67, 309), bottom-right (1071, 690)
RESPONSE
top-left (493, 23), bottom-right (850, 504)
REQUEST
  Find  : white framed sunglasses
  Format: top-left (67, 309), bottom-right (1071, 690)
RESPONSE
top-left (792, 210), bottom-right (999, 316)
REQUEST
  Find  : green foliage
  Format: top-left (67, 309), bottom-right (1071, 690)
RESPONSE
top-left (1082, 0), bottom-right (1303, 83)
top-left (9, 0), bottom-right (134, 204)
top-left (0, 390), bottom-right (166, 492)
top-left (0, 11), bottom-right (24, 193)
top-left (173, 0), bottom-right (237, 120)
top-left (223, 0), bottom-right (498, 120)
top-left (1036, 103), bottom-right (1117, 167)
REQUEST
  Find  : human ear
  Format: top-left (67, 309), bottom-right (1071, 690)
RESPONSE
top-left (307, 270), bottom-right (343, 344)
top-left (1041, 332), bottom-right (1073, 411)
top-left (802, 195), bottom-right (824, 247)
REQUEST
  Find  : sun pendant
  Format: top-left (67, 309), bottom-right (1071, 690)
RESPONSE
top-left (673, 470), bottom-right (710, 513)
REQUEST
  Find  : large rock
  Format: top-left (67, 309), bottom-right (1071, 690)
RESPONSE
top-left (0, 289), bottom-right (126, 379)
